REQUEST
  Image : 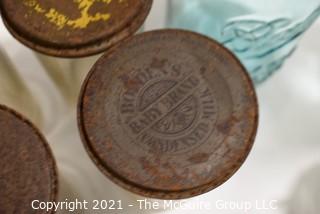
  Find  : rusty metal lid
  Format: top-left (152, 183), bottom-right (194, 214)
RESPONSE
top-left (0, 0), bottom-right (153, 57)
top-left (78, 29), bottom-right (258, 199)
top-left (0, 105), bottom-right (58, 213)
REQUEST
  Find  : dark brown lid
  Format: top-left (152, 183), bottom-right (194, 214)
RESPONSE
top-left (78, 30), bottom-right (258, 199)
top-left (0, 0), bottom-right (153, 57)
top-left (0, 105), bottom-right (58, 213)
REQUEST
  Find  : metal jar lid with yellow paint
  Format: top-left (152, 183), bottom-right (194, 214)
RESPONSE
top-left (0, 0), bottom-right (153, 57)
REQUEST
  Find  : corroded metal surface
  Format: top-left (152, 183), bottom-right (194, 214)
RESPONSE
top-left (0, 105), bottom-right (58, 213)
top-left (0, 0), bottom-right (153, 57)
top-left (78, 30), bottom-right (258, 199)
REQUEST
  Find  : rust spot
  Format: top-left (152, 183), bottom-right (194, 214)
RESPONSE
top-left (150, 58), bottom-right (168, 69)
top-left (216, 115), bottom-right (240, 135)
top-left (217, 121), bottom-right (232, 135)
top-left (188, 153), bottom-right (211, 164)
top-left (119, 74), bottom-right (140, 90)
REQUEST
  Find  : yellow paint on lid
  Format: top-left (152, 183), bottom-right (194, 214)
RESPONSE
top-left (24, 0), bottom-right (124, 30)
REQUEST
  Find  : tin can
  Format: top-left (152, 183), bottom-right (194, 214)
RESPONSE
top-left (0, 0), bottom-right (153, 57)
top-left (78, 29), bottom-right (259, 199)
top-left (0, 105), bottom-right (58, 213)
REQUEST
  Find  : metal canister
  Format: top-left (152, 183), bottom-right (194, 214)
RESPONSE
top-left (0, 0), bottom-right (153, 57)
top-left (78, 29), bottom-right (258, 199)
top-left (0, 105), bottom-right (58, 213)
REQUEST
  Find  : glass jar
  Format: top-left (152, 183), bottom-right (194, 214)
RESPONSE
top-left (0, 49), bottom-right (43, 127)
top-left (167, 0), bottom-right (320, 84)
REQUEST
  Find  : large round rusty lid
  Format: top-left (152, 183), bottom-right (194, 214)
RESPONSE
top-left (0, 0), bottom-right (153, 57)
top-left (0, 105), bottom-right (58, 213)
top-left (78, 30), bottom-right (258, 199)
